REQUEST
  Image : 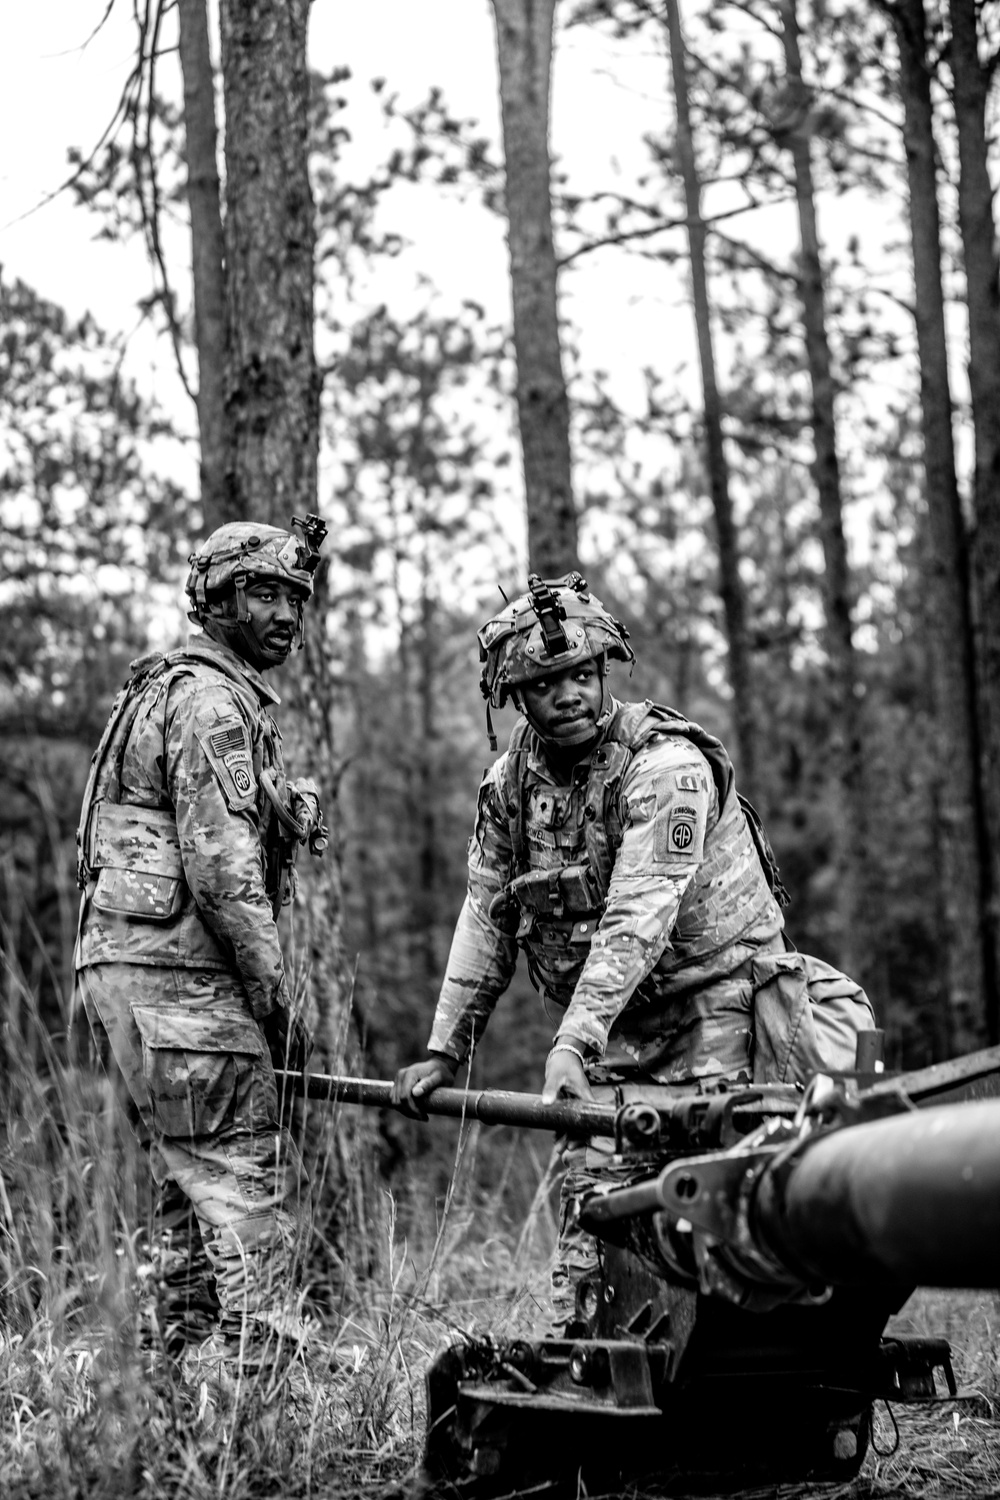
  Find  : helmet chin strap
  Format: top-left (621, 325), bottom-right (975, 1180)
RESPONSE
top-left (199, 574), bottom-right (297, 670)
top-left (512, 654), bottom-right (612, 749)
top-left (201, 611), bottom-right (276, 668)
top-left (593, 647), bottom-right (614, 730)
top-left (231, 568), bottom-right (277, 665)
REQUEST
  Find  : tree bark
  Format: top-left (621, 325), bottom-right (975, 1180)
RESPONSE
top-left (218, 0), bottom-right (321, 521)
top-left (491, 0), bottom-right (578, 575)
top-left (664, 0), bottom-right (758, 797)
top-left (887, 0), bottom-right (991, 1050)
top-left (776, 0), bottom-right (869, 979)
top-left (177, 0), bottom-right (236, 531)
top-left (218, 0), bottom-right (354, 1080)
top-left (948, 0), bottom-right (1000, 1043)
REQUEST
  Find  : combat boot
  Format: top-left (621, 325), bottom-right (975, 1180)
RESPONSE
top-left (180, 1308), bottom-right (334, 1405)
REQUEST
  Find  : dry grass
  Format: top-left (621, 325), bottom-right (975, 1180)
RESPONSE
top-left (0, 1086), bottom-right (553, 1500)
top-left (854, 1290), bottom-right (1000, 1500)
top-left (0, 954), bottom-right (559, 1499)
top-left (1, 962), bottom-right (997, 1499)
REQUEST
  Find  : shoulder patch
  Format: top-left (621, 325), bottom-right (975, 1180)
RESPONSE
top-left (666, 806), bottom-right (697, 854)
top-left (210, 724), bottom-right (251, 759)
top-left (650, 771), bottom-right (708, 864)
top-left (197, 718), bottom-right (256, 810)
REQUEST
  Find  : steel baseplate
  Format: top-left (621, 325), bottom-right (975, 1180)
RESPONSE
top-left (416, 1258), bottom-right (957, 1497)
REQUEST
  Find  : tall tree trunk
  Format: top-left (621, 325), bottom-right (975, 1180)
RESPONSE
top-left (887, 0), bottom-right (991, 1050)
top-left (775, 0), bottom-right (869, 979)
top-left (219, 0), bottom-right (320, 521)
top-left (218, 0), bottom-right (353, 1074)
top-left (664, 0), bottom-right (758, 798)
top-left (177, 0), bottom-right (235, 531)
top-left (948, 0), bottom-right (1000, 1043)
top-left (387, 489), bottom-right (438, 1012)
top-left (415, 568), bottom-right (441, 1004)
top-left (491, 0), bottom-right (578, 575)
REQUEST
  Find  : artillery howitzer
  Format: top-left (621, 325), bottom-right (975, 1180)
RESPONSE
top-left (284, 1043), bottom-right (1000, 1493)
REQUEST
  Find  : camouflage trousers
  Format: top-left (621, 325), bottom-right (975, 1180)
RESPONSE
top-left (550, 1134), bottom-right (636, 1332)
top-left (551, 960), bottom-right (761, 1332)
top-left (78, 963), bottom-right (310, 1331)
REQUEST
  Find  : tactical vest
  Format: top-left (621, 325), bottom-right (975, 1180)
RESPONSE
top-left (499, 700), bottom-right (787, 954)
top-left (76, 647), bottom-right (290, 968)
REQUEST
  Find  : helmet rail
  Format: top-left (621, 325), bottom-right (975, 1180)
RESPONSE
top-left (478, 572), bottom-right (635, 748)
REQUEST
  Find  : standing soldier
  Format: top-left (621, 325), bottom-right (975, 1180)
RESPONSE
top-left (393, 572), bottom-right (789, 1330)
top-left (75, 516), bottom-right (328, 1373)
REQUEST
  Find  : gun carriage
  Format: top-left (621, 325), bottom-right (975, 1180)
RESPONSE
top-left (285, 1042), bottom-right (1000, 1493)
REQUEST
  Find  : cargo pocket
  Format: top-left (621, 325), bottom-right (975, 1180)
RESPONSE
top-left (93, 867), bottom-right (184, 920)
top-left (89, 803), bottom-right (186, 921)
top-left (130, 1002), bottom-right (273, 1140)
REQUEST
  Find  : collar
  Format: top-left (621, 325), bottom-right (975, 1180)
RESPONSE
top-left (184, 629), bottom-right (282, 706)
top-left (523, 695), bottom-right (623, 785)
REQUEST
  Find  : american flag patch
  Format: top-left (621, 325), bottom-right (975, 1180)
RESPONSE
top-left (210, 725), bottom-right (249, 757)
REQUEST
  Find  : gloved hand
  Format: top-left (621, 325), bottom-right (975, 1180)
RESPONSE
top-left (262, 1006), bottom-right (315, 1073)
top-left (287, 777), bottom-right (328, 854)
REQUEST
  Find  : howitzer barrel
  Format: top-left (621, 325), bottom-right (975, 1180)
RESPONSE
top-left (752, 1099), bottom-right (1000, 1288)
top-left (277, 1070), bottom-right (618, 1136)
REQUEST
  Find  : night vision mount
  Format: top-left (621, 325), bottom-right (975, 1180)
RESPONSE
top-left (290, 512), bottom-right (328, 574)
top-left (525, 572), bottom-right (589, 657)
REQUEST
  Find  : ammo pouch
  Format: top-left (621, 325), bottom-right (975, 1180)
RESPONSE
top-left (508, 862), bottom-right (603, 918)
top-left (88, 802), bottom-right (186, 921)
top-left (751, 949), bottom-right (877, 1086)
top-left (489, 862), bottom-right (604, 941)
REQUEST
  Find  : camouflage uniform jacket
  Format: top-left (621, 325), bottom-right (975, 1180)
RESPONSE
top-left (75, 634), bottom-right (292, 1020)
top-left (427, 698), bottom-right (785, 1081)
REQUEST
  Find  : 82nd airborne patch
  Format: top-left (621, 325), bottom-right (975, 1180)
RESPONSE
top-left (225, 752), bottom-right (254, 797)
top-left (666, 802), bottom-right (698, 855)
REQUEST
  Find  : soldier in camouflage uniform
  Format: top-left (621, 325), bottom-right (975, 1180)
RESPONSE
top-left (75, 515), bottom-right (328, 1367)
top-left (393, 573), bottom-right (787, 1328)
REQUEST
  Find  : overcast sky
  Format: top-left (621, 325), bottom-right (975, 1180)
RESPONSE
top-left (0, 2), bottom-right (684, 400)
top-left (1, 0), bottom-right (917, 590)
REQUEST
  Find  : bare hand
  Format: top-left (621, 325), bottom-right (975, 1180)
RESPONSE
top-left (391, 1054), bottom-right (459, 1118)
top-left (542, 1048), bottom-right (593, 1105)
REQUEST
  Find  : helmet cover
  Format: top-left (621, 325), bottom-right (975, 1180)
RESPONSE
top-left (479, 572), bottom-right (634, 710)
top-left (185, 514), bottom-right (327, 613)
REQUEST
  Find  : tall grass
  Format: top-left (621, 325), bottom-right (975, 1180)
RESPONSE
top-left (0, 944), bottom-right (557, 1500)
top-left (2, 939), bottom-right (998, 1499)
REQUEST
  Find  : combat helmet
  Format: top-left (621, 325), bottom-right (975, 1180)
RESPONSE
top-left (185, 513), bottom-right (327, 664)
top-left (478, 572), bottom-right (634, 747)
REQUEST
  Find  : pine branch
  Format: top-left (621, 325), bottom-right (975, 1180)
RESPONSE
top-left (2, 15), bottom-right (142, 231)
top-left (712, 228), bottom-right (799, 283)
top-left (557, 194), bottom-right (797, 268)
top-left (138, 0), bottom-right (195, 401)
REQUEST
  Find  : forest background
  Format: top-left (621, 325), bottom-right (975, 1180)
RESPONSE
top-left (2, 0), bottom-right (1000, 1496)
